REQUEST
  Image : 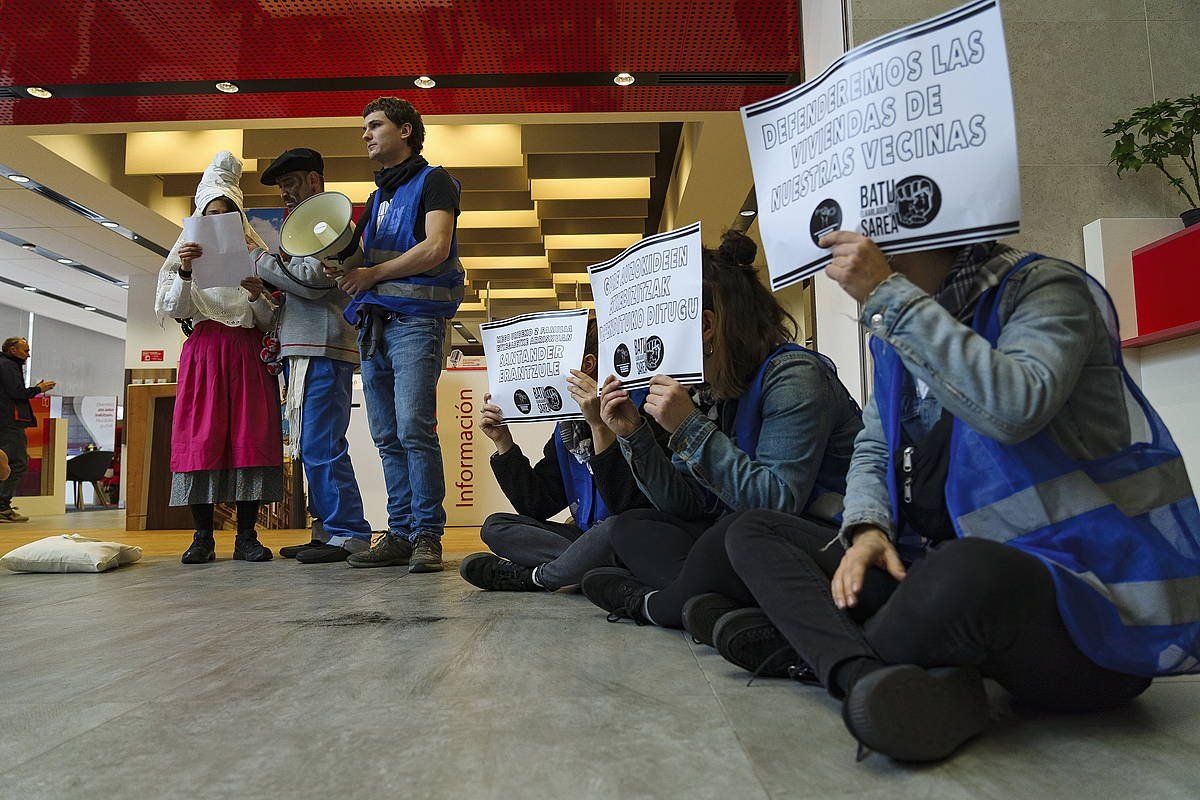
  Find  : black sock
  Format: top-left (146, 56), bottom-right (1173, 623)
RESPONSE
top-left (236, 501), bottom-right (259, 532)
top-left (191, 503), bottom-right (214, 532)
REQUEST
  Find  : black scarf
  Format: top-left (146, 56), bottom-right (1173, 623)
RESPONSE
top-left (374, 154), bottom-right (429, 194)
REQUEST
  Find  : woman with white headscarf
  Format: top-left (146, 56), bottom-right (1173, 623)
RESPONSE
top-left (156, 151), bottom-right (282, 564)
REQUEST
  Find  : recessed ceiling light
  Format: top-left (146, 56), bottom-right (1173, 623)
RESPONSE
top-left (118, 283), bottom-right (129, 289)
top-left (57, 258), bottom-right (72, 264)
top-left (8, 174), bottom-right (31, 183)
top-left (101, 221), bottom-right (120, 228)
top-left (613, 72), bottom-right (635, 86)
top-left (22, 286), bottom-right (37, 292)
top-left (215, 81), bottom-right (239, 93)
top-left (414, 75), bottom-right (436, 89)
top-left (740, 209), bottom-right (757, 217)
top-left (20, 242), bottom-right (36, 251)
top-left (82, 306), bottom-right (97, 312)
top-left (25, 87), bottom-right (53, 99)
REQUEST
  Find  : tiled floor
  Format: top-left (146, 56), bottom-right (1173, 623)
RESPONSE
top-left (2, 523), bottom-right (1199, 799)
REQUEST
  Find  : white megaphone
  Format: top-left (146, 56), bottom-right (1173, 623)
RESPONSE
top-left (279, 191), bottom-right (364, 268)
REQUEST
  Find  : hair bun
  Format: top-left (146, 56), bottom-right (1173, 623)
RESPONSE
top-left (718, 230), bottom-right (757, 267)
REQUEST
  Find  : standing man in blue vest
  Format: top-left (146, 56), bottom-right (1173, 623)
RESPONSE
top-left (335, 97), bottom-right (463, 572)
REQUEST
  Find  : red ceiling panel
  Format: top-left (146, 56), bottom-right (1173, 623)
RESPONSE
top-left (0, 0), bottom-right (799, 122)
top-left (0, 86), bottom-right (788, 125)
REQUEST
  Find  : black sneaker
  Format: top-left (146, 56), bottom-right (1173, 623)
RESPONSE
top-left (409, 534), bottom-right (444, 573)
top-left (296, 543), bottom-right (351, 564)
top-left (842, 665), bottom-right (989, 762)
top-left (280, 539), bottom-right (322, 559)
top-left (347, 534), bottom-right (413, 568)
top-left (232, 530), bottom-right (273, 562)
top-left (181, 530), bottom-right (215, 564)
top-left (713, 608), bottom-right (818, 683)
top-left (580, 567), bottom-right (652, 624)
top-left (459, 552), bottom-right (544, 591)
top-left (682, 593), bottom-right (746, 646)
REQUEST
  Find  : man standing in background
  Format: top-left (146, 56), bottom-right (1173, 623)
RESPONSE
top-left (0, 337), bottom-right (54, 523)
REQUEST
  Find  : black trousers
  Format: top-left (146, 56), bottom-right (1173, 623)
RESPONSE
top-left (0, 426), bottom-right (29, 509)
top-left (610, 510), bottom-right (755, 628)
top-left (727, 510), bottom-right (1151, 710)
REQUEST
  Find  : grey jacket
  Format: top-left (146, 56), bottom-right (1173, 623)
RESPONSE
top-left (618, 349), bottom-right (864, 522)
top-left (253, 249), bottom-right (359, 364)
top-left (841, 249), bottom-right (1130, 544)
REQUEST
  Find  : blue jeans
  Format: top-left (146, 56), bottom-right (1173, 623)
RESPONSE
top-left (300, 357), bottom-right (372, 552)
top-left (359, 314), bottom-right (446, 540)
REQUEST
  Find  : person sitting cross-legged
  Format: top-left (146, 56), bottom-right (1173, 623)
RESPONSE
top-left (459, 319), bottom-right (660, 592)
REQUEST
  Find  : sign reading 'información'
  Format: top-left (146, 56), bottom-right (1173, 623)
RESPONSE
top-left (742, 0), bottom-right (1020, 290)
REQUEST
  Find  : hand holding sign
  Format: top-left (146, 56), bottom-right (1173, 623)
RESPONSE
top-left (644, 375), bottom-right (697, 434)
top-left (599, 376), bottom-right (642, 438)
top-left (820, 231), bottom-right (894, 303)
top-left (565, 370), bottom-right (602, 427)
top-left (479, 392), bottom-right (516, 454)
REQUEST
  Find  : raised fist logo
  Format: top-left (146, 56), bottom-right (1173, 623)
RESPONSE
top-left (894, 175), bottom-right (942, 229)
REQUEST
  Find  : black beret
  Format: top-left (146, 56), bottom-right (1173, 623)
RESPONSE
top-left (260, 148), bottom-right (324, 186)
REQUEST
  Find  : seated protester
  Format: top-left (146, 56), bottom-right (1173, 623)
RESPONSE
top-left (459, 319), bottom-right (657, 592)
top-left (579, 231), bottom-right (862, 633)
top-left (718, 233), bottom-right (1200, 763)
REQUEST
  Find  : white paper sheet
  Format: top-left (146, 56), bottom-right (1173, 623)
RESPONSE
top-left (182, 211), bottom-right (256, 290)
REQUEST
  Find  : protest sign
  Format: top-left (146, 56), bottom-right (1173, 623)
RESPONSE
top-left (741, 0), bottom-right (1020, 291)
top-left (589, 222), bottom-right (704, 390)
top-left (480, 308), bottom-right (590, 424)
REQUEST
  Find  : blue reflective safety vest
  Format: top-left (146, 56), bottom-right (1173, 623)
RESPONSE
top-left (730, 343), bottom-right (849, 523)
top-left (553, 388), bottom-right (649, 531)
top-left (872, 254), bottom-right (1200, 676)
top-left (343, 165), bottom-right (465, 323)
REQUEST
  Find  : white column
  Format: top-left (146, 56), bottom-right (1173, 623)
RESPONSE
top-left (803, 0), bottom-right (870, 404)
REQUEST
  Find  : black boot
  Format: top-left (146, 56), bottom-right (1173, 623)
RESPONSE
top-left (233, 529), bottom-right (273, 562)
top-left (459, 553), bottom-right (544, 591)
top-left (181, 530), bottom-right (215, 564)
top-left (682, 592), bottom-right (747, 646)
top-left (580, 567), bottom-right (652, 624)
top-left (713, 608), bottom-right (819, 683)
top-left (842, 665), bottom-right (989, 762)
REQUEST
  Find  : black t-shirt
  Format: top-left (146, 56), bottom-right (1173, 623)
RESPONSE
top-left (375, 167), bottom-right (461, 243)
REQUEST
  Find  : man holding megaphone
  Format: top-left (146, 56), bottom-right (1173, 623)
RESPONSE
top-left (243, 148), bottom-right (374, 564)
top-left (325, 97), bottom-right (464, 573)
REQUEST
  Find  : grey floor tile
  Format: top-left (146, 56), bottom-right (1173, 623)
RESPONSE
top-left (5, 562), bottom-right (1200, 799)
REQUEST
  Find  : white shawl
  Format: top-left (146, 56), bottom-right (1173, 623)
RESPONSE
top-left (153, 150), bottom-right (272, 327)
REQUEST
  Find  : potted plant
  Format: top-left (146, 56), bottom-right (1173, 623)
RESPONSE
top-left (1105, 94), bottom-right (1200, 228)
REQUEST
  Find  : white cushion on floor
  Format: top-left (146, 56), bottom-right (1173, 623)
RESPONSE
top-left (1, 534), bottom-right (143, 573)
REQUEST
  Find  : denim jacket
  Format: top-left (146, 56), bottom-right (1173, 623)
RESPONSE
top-left (618, 349), bottom-right (863, 521)
top-left (840, 249), bottom-right (1131, 544)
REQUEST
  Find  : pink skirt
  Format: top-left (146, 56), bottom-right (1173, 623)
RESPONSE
top-left (171, 321), bottom-right (283, 473)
